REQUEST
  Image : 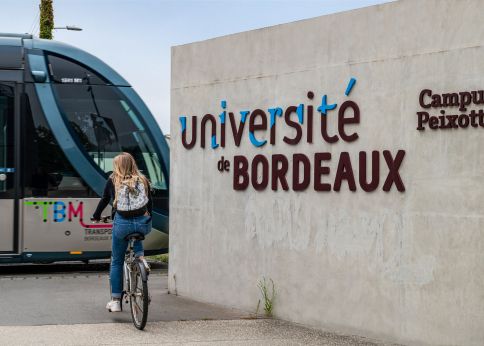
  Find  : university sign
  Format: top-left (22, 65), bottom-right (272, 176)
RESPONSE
top-left (170, 2), bottom-right (484, 345)
top-left (417, 89), bottom-right (484, 130)
top-left (179, 78), bottom-right (406, 193)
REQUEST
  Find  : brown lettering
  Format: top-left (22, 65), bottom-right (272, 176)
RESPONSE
top-left (338, 101), bottom-right (360, 142)
top-left (320, 115), bottom-right (338, 143)
top-left (229, 112), bottom-right (247, 147)
top-left (417, 112), bottom-right (429, 130)
top-left (233, 156), bottom-right (249, 190)
top-left (271, 154), bottom-right (289, 191)
top-left (249, 109), bottom-right (268, 146)
top-left (200, 114), bottom-right (217, 148)
top-left (359, 151), bottom-right (379, 192)
top-left (181, 116), bottom-right (197, 149)
top-left (419, 89), bottom-right (432, 108)
top-left (382, 150), bottom-right (405, 192)
top-left (283, 106), bottom-right (303, 145)
top-left (293, 153), bottom-right (310, 191)
top-left (333, 152), bottom-right (356, 191)
top-left (314, 152), bottom-right (331, 191)
top-left (251, 155), bottom-right (269, 191)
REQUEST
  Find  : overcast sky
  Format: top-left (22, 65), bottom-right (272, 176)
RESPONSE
top-left (1, 0), bottom-right (393, 133)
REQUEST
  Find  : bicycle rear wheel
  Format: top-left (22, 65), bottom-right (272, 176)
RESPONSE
top-left (129, 262), bottom-right (149, 330)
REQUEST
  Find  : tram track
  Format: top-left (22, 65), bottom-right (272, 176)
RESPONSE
top-left (0, 260), bottom-right (167, 278)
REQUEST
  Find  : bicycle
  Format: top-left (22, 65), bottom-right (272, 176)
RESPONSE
top-left (94, 215), bottom-right (151, 330)
top-left (122, 231), bottom-right (151, 330)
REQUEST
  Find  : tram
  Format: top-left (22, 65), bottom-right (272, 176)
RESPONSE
top-left (0, 33), bottom-right (169, 263)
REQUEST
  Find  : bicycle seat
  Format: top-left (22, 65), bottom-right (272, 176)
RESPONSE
top-left (125, 232), bottom-right (145, 241)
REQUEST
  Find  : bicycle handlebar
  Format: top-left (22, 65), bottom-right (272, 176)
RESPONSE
top-left (90, 215), bottom-right (112, 223)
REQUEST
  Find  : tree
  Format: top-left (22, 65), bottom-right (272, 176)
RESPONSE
top-left (39, 0), bottom-right (54, 40)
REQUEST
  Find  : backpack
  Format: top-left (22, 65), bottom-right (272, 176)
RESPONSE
top-left (115, 178), bottom-right (149, 212)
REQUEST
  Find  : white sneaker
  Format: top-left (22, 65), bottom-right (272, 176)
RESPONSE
top-left (106, 300), bottom-right (121, 312)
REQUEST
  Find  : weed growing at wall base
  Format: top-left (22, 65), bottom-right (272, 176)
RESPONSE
top-left (258, 277), bottom-right (276, 317)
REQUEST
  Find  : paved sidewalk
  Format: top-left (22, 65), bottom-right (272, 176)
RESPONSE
top-left (0, 263), bottom-right (401, 345)
top-left (0, 264), bottom-right (246, 325)
top-left (0, 319), bottom-right (398, 346)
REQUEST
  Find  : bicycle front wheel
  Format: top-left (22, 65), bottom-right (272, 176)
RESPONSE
top-left (129, 262), bottom-right (149, 330)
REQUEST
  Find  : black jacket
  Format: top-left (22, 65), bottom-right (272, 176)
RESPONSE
top-left (92, 177), bottom-right (153, 221)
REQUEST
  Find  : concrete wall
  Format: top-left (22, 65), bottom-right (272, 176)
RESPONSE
top-left (169, 1), bottom-right (484, 345)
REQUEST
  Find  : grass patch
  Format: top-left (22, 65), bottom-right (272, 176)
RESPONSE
top-left (147, 253), bottom-right (169, 264)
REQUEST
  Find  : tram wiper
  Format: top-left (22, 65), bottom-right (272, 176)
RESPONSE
top-left (90, 113), bottom-right (118, 144)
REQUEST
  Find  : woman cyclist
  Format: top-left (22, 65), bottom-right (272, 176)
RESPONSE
top-left (91, 152), bottom-right (152, 312)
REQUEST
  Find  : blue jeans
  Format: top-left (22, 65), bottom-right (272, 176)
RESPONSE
top-left (110, 213), bottom-right (152, 298)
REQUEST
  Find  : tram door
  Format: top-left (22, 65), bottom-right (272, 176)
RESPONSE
top-left (0, 82), bottom-right (18, 253)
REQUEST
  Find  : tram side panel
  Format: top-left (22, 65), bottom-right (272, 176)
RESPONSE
top-left (22, 198), bottom-right (111, 254)
top-left (0, 200), bottom-right (14, 252)
top-left (22, 198), bottom-right (167, 260)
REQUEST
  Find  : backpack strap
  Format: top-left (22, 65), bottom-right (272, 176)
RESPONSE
top-left (125, 183), bottom-right (131, 211)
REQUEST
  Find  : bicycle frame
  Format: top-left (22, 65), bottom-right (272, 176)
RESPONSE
top-left (122, 236), bottom-right (150, 329)
top-left (123, 239), bottom-right (149, 299)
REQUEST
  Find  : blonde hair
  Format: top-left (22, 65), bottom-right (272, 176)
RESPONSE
top-left (111, 152), bottom-right (150, 208)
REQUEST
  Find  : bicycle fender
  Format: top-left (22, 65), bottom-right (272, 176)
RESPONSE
top-left (137, 261), bottom-right (148, 282)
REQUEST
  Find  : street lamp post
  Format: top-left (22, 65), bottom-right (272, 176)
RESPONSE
top-left (53, 25), bottom-right (83, 31)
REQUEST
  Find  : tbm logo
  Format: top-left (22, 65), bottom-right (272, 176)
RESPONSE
top-left (24, 200), bottom-right (112, 229)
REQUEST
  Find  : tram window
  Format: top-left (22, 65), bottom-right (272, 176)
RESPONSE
top-left (23, 84), bottom-right (95, 198)
top-left (52, 84), bottom-right (168, 210)
top-left (0, 84), bottom-right (15, 197)
top-left (0, 46), bottom-right (22, 69)
top-left (47, 54), bottom-right (108, 85)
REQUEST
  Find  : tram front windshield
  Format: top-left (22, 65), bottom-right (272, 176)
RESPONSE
top-left (48, 54), bottom-right (168, 210)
